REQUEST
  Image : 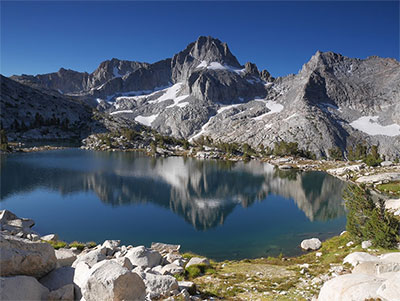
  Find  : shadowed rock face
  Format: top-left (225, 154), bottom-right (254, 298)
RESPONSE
top-left (7, 36), bottom-right (400, 158)
top-left (1, 150), bottom-right (346, 230)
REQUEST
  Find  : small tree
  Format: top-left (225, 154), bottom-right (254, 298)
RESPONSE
top-left (328, 147), bottom-right (343, 161)
top-left (344, 184), bottom-right (399, 248)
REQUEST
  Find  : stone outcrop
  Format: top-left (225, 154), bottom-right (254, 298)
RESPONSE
top-left (82, 260), bottom-right (146, 301)
top-left (0, 275), bottom-right (49, 300)
top-left (124, 246), bottom-right (162, 268)
top-left (0, 233), bottom-right (57, 278)
top-left (318, 251), bottom-right (400, 301)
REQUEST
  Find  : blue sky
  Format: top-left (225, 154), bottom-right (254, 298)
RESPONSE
top-left (1, 1), bottom-right (398, 77)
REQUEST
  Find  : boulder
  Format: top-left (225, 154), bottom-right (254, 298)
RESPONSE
top-left (55, 248), bottom-right (77, 267)
top-left (152, 265), bottom-right (163, 275)
top-left (185, 257), bottom-right (210, 268)
top-left (39, 266), bottom-right (74, 291)
top-left (300, 238), bottom-right (322, 251)
top-left (161, 263), bottom-right (184, 275)
top-left (343, 252), bottom-right (379, 267)
top-left (72, 247), bottom-right (106, 268)
top-left (165, 252), bottom-right (183, 264)
top-left (102, 239), bottom-right (120, 256)
top-left (380, 161), bottom-right (393, 167)
top-left (0, 275), bottom-right (49, 300)
top-left (380, 252), bottom-right (400, 263)
top-left (83, 260), bottom-right (146, 301)
top-left (178, 281), bottom-right (196, 295)
top-left (139, 272), bottom-right (179, 299)
top-left (0, 233), bottom-right (57, 277)
top-left (72, 261), bottom-right (91, 300)
top-left (124, 246), bottom-right (162, 268)
top-left (361, 240), bottom-right (372, 249)
top-left (0, 210), bottom-right (19, 223)
top-left (377, 272), bottom-right (400, 301)
top-left (41, 234), bottom-right (59, 242)
top-left (48, 284), bottom-right (75, 301)
top-left (112, 257), bottom-right (134, 270)
top-left (318, 273), bottom-right (385, 301)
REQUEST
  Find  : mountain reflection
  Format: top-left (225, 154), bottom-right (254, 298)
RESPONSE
top-left (1, 150), bottom-right (346, 230)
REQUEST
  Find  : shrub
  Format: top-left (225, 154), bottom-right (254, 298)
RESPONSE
top-left (328, 147), bottom-right (343, 161)
top-left (69, 241), bottom-right (86, 251)
top-left (45, 240), bottom-right (67, 249)
top-left (344, 185), bottom-right (399, 248)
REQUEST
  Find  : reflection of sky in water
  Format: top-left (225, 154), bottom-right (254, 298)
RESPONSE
top-left (1, 149), bottom-right (347, 260)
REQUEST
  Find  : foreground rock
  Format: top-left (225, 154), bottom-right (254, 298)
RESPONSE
top-left (0, 209), bottom-right (36, 238)
top-left (124, 246), bottom-right (162, 268)
top-left (0, 275), bottom-right (49, 300)
top-left (0, 233), bottom-right (57, 277)
top-left (185, 257), bottom-right (210, 268)
top-left (137, 272), bottom-right (179, 299)
top-left (55, 248), bottom-right (77, 267)
top-left (83, 260), bottom-right (146, 301)
top-left (318, 252), bottom-right (400, 301)
top-left (300, 238), bottom-right (322, 251)
top-left (318, 273), bottom-right (385, 300)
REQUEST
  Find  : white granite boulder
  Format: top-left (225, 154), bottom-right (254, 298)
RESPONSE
top-left (72, 247), bottom-right (106, 268)
top-left (161, 263), bottom-right (184, 275)
top-left (139, 272), bottom-right (179, 299)
top-left (300, 238), bottom-right (322, 251)
top-left (185, 257), bottom-right (210, 268)
top-left (0, 275), bottom-right (49, 300)
top-left (124, 246), bottom-right (162, 268)
top-left (55, 248), bottom-right (77, 267)
top-left (83, 260), bottom-right (146, 301)
top-left (343, 252), bottom-right (379, 267)
top-left (318, 273), bottom-right (385, 301)
top-left (376, 272), bottom-right (400, 301)
top-left (0, 233), bottom-right (57, 277)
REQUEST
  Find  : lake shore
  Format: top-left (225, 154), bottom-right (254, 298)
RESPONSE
top-left (4, 140), bottom-right (400, 200)
top-left (2, 209), bottom-right (399, 300)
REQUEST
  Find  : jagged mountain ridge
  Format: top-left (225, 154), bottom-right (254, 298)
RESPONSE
top-left (7, 36), bottom-right (400, 158)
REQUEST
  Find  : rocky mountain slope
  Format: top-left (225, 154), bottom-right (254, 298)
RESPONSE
top-left (0, 75), bottom-right (143, 141)
top-left (7, 36), bottom-right (400, 158)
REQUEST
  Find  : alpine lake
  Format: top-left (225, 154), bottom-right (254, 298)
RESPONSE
top-left (1, 149), bottom-right (347, 261)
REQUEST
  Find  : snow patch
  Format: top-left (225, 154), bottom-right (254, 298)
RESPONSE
top-left (196, 61), bottom-right (245, 74)
top-left (217, 104), bottom-right (243, 114)
top-left (284, 113), bottom-right (298, 121)
top-left (347, 64), bottom-right (353, 74)
top-left (166, 94), bottom-right (190, 108)
top-left (148, 83), bottom-right (184, 104)
top-left (196, 61), bottom-right (208, 69)
top-left (134, 114), bottom-right (159, 126)
top-left (253, 100), bottom-right (284, 120)
top-left (110, 110), bottom-right (134, 115)
top-left (350, 116), bottom-right (400, 137)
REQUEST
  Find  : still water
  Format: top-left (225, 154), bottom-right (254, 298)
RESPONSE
top-left (1, 149), bottom-right (346, 260)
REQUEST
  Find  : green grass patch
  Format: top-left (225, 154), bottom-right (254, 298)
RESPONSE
top-left (44, 240), bottom-right (67, 249)
top-left (86, 241), bottom-right (97, 248)
top-left (68, 241), bottom-right (86, 251)
top-left (377, 181), bottom-right (400, 196)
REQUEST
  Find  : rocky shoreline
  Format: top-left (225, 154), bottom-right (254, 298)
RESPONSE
top-left (2, 210), bottom-right (400, 300)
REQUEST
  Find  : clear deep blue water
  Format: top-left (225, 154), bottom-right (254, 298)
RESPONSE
top-left (1, 149), bottom-right (346, 260)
